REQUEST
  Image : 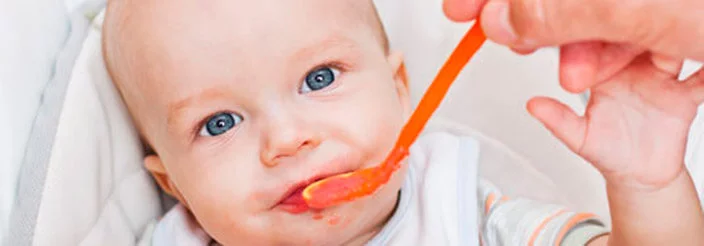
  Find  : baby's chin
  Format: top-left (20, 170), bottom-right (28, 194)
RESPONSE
top-left (206, 208), bottom-right (364, 245)
top-left (206, 184), bottom-right (401, 245)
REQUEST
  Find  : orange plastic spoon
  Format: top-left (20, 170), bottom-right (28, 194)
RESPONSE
top-left (302, 22), bottom-right (486, 209)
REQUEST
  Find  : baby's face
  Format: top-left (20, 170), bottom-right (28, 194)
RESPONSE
top-left (109, 0), bottom-right (411, 244)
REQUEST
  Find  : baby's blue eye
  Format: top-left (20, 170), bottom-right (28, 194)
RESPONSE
top-left (199, 112), bottom-right (243, 137)
top-left (301, 66), bottom-right (339, 93)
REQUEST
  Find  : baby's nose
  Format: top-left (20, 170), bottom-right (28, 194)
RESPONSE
top-left (260, 119), bottom-right (318, 167)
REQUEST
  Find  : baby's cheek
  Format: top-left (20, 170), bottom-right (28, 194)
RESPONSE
top-left (181, 176), bottom-right (260, 241)
top-left (373, 107), bottom-right (406, 144)
top-left (194, 202), bottom-right (264, 245)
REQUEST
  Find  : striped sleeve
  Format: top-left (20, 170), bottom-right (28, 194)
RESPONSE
top-left (478, 179), bottom-right (610, 246)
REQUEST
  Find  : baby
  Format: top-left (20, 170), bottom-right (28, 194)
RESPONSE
top-left (102, 0), bottom-right (704, 245)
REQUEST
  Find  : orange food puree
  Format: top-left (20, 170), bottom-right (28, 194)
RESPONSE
top-left (302, 22), bottom-right (486, 209)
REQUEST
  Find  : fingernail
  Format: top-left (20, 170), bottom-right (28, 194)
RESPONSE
top-left (483, 1), bottom-right (518, 44)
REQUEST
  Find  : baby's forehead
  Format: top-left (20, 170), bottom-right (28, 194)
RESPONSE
top-left (124, 0), bottom-right (382, 47)
top-left (110, 0), bottom-right (385, 82)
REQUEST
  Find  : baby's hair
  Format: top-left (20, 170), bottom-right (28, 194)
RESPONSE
top-left (103, 0), bottom-right (158, 157)
top-left (368, 1), bottom-right (391, 53)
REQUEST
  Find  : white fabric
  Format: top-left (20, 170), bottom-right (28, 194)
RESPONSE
top-left (681, 60), bottom-right (704, 200)
top-left (64, 0), bottom-right (104, 14)
top-left (679, 60), bottom-right (702, 80)
top-left (150, 205), bottom-right (211, 246)
top-left (478, 180), bottom-right (608, 245)
top-left (8, 4), bottom-right (104, 245)
top-left (370, 132), bottom-right (480, 245)
top-left (25, 10), bottom-right (162, 245)
top-left (0, 0), bottom-right (71, 242)
top-left (687, 104), bottom-right (704, 206)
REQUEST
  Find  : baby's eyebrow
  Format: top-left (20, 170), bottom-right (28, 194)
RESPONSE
top-left (291, 34), bottom-right (360, 62)
top-left (167, 87), bottom-right (229, 133)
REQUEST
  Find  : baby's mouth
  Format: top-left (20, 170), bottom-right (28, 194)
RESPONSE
top-left (276, 171), bottom-right (350, 214)
top-left (278, 186), bottom-right (312, 214)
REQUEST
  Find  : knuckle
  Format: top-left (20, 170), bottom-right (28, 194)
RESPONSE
top-left (508, 0), bottom-right (550, 39)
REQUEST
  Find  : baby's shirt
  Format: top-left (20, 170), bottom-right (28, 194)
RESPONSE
top-left (144, 132), bottom-right (609, 245)
top-left (368, 132), bottom-right (608, 245)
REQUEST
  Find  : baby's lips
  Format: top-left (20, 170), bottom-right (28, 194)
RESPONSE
top-left (302, 173), bottom-right (359, 208)
top-left (302, 168), bottom-right (386, 209)
top-left (278, 187), bottom-right (311, 214)
top-left (303, 147), bottom-right (408, 208)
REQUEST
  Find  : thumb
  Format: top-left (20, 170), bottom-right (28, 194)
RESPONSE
top-left (480, 0), bottom-right (629, 46)
top-left (527, 97), bottom-right (586, 153)
top-left (443, 0), bottom-right (488, 22)
top-left (479, 0), bottom-right (704, 61)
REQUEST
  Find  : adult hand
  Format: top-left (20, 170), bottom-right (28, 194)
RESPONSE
top-left (443, 0), bottom-right (704, 92)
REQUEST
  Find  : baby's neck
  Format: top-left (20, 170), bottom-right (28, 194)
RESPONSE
top-left (343, 190), bottom-right (401, 246)
top-left (345, 230), bottom-right (381, 246)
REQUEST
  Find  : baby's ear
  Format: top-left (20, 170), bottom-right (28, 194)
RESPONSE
top-left (387, 51), bottom-right (408, 88)
top-left (387, 51), bottom-right (411, 116)
top-left (144, 155), bottom-right (187, 205)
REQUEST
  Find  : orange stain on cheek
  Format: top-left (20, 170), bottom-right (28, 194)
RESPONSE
top-left (327, 214), bottom-right (341, 225)
top-left (311, 213), bottom-right (345, 226)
